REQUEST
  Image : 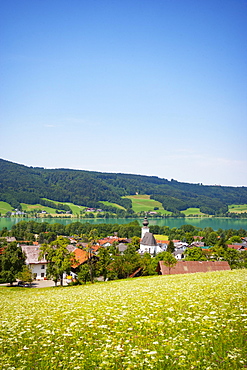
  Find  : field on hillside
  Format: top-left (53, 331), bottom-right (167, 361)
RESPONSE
top-left (124, 195), bottom-right (172, 215)
top-left (181, 207), bottom-right (205, 216)
top-left (21, 203), bottom-right (59, 214)
top-left (0, 201), bottom-right (13, 214)
top-left (229, 204), bottom-right (247, 213)
top-left (18, 200), bottom-right (85, 216)
top-left (1, 270), bottom-right (246, 370)
top-left (100, 201), bottom-right (126, 210)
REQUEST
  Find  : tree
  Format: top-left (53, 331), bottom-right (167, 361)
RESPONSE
top-left (161, 252), bottom-right (177, 274)
top-left (130, 236), bottom-right (140, 250)
top-left (206, 232), bottom-right (219, 246)
top-left (228, 236), bottom-right (242, 244)
top-left (141, 252), bottom-right (156, 276)
top-left (96, 247), bottom-right (111, 281)
top-left (18, 265), bottom-right (33, 286)
top-left (224, 248), bottom-right (240, 269)
top-left (107, 245), bottom-right (141, 280)
top-left (185, 247), bottom-right (206, 261)
top-left (77, 264), bottom-right (90, 284)
top-left (85, 229), bottom-right (98, 283)
top-left (166, 240), bottom-right (175, 254)
top-left (39, 237), bottom-right (76, 286)
top-left (1, 242), bottom-right (26, 285)
top-left (209, 246), bottom-right (226, 261)
top-left (217, 236), bottom-right (228, 250)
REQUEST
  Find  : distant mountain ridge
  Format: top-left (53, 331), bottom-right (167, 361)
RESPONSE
top-left (0, 158), bottom-right (247, 215)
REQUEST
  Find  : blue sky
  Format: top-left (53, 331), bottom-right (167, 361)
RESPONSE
top-left (1, 0), bottom-right (246, 186)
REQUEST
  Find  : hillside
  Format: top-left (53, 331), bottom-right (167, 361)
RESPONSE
top-left (1, 158), bottom-right (247, 215)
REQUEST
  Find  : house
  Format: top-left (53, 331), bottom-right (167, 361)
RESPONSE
top-left (6, 237), bottom-right (16, 243)
top-left (116, 243), bottom-right (128, 254)
top-left (21, 244), bottom-right (82, 280)
top-left (227, 244), bottom-right (247, 251)
top-left (21, 245), bottom-right (48, 280)
top-left (157, 260), bottom-right (231, 275)
top-left (173, 249), bottom-right (185, 260)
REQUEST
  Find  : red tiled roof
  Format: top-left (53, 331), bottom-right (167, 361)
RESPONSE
top-left (71, 248), bottom-right (88, 268)
top-left (227, 244), bottom-right (247, 250)
top-left (158, 260), bottom-right (231, 275)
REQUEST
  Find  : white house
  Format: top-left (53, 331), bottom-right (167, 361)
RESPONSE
top-left (21, 245), bottom-right (47, 280)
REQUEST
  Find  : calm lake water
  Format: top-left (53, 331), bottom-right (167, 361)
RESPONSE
top-left (1, 217), bottom-right (247, 231)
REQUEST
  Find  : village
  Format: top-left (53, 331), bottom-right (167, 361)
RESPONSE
top-left (1, 217), bottom-right (247, 287)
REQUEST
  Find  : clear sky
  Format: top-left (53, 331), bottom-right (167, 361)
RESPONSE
top-left (1, 0), bottom-right (246, 186)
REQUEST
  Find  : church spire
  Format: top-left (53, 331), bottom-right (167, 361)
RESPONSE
top-left (141, 214), bottom-right (149, 239)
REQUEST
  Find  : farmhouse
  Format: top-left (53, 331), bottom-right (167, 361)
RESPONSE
top-left (21, 245), bottom-right (48, 280)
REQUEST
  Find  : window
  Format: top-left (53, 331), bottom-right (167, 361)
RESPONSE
top-left (41, 273), bottom-right (45, 278)
top-left (41, 265), bottom-right (45, 269)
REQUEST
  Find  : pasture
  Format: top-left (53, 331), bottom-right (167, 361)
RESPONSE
top-left (0, 270), bottom-right (246, 369)
top-left (100, 201), bottom-right (126, 210)
top-left (181, 207), bottom-right (205, 216)
top-left (0, 201), bottom-right (13, 214)
top-left (124, 195), bottom-right (172, 215)
top-left (228, 204), bottom-right (247, 213)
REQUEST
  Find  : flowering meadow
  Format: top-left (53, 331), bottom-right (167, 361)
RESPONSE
top-left (0, 270), bottom-right (246, 370)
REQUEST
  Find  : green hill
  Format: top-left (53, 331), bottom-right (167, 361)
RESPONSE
top-left (1, 158), bottom-right (247, 216)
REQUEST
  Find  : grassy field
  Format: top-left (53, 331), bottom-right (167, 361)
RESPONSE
top-left (228, 204), bottom-right (247, 213)
top-left (42, 199), bottom-right (86, 214)
top-left (63, 202), bottom-right (86, 214)
top-left (0, 201), bottom-right (13, 214)
top-left (20, 203), bottom-right (59, 214)
top-left (100, 201), bottom-right (126, 210)
top-left (124, 195), bottom-right (172, 215)
top-left (0, 270), bottom-right (246, 369)
top-left (181, 207), bottom-right (205, 216)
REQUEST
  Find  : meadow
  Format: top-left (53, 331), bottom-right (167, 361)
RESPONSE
top-left (228, 204), bottom-right (247, 214)
top-left (0, 270), bottom-right (246, 369)
top-left (124, 195), bottom-right (172, 215)
top-left (0, 201), bottom-right (13, 214)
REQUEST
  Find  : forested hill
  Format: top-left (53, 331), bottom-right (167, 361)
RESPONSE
top-left (1, 158), bottom-right (247, 215)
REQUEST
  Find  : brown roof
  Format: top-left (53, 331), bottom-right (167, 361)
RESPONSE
top-left (21, 245), bottom-right (47, 265)
top-left (227, 244), bottom-right (247, 250)
top-left (158, 260), bottom-right (231, 275)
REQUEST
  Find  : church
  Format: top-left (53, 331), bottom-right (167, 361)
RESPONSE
top-left (139, 216), bottom-right (163, 256)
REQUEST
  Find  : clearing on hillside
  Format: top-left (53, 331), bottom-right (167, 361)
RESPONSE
top-left (228, 204), bottom-right (247, 213)
top-left (124, 194), bottom-right (172, 214)
top-left (99, 201), bottom-right (126, 210)
top-left (0, 201), bottom-right (13, 214)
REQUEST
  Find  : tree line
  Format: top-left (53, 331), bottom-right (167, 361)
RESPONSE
top-left (1, 158), bottom-right (247, 215)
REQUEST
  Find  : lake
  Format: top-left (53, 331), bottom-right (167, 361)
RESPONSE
top-left (1, 217), bottom-right (247, 231)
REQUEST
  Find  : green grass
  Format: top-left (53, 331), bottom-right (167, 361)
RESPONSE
top-left (124, 195), bottom-right (172, 215)
top-left (0, 201), bottom-right (13, 214)
top-left (0, 270), bottom-right (246, 369)
top-left (61, 202), bottom-right (86, 214)
top-left (181, 207), bottom-right (205, 216)
top-left (20, 199), bottom-right (86, 216)
top-left (228, 204), bottom-right (247, 213)
top-left (99, 201), bottom-right (126, 210)
top-left (20, 203), bottom-right (60, 214)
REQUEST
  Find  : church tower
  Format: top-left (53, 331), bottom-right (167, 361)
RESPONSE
top-left (141, 215), bottom-right (149, 239)
top-left (139, 214), bottom-right (162, 256)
